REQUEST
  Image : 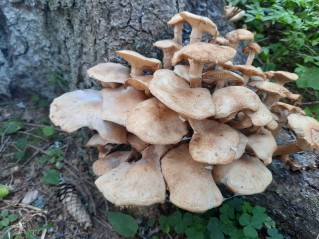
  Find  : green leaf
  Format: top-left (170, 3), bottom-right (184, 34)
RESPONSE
top-left (108, 212), bottom-right (138, 237)
top-left (229, 198), bottom-right (243, 212)
top-left (23, 231), bottom-right (37, 239)
top-left (29, 224), bottom-right (53, 232)
top-left (38, 155), bottom-right (48, 164)
top-left (4, 121), bottom-right (24, 134)
top-left (0, 185), bottom-right (10, 199)
top-left (242, 202), bottom-right (253, 213)
top-left (42, 126), bottom-right (55, 137)
top-left (219, 204), bottom-right (235, 219)
top-left (159, 216), bottom-right (170, 233)
top-left (1, 209), bottom-right (9, 218)
top-left (250, 215), bottom-right (263, 230)
top-left (296, 67), bottom-right (319, 90)
top-left (239, 213), bottom-right (251, 226)
top-left (47, 148), bottom-right (63, 157)
top-left (167, 211), bottom-right (182, 226)
top-left (1, 218), bottom-right (10, 227)
top-left (185, 227), bottom-right (206, 239)
top-left (41, 169), bottom-right (60, 185)
top-left (207, 217), bottom-right (224, 239)
top-left (31, 95), bottom-right (40, 102)
top-left (14, 151), bottom-right (25, 161)
top-left (243, 225), bottom-right (258, 238)
top-left (8, 214), bottom-right (19, 223)
top-left (16, 138), bottom-right (27, 150)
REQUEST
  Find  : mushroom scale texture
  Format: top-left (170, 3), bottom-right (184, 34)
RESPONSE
top-left (48, 11), bottom-right (317, 213)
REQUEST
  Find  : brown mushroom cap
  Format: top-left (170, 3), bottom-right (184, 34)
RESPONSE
top-left (213, 154), bottom-right (273, 195)
top-left (95, 145), bottom-right (171, 206)
top-left (100, 86), bottom-right (147, 126)
top-left (212, 86), bottom-right (260, 119)
top-left (246, 102), bottom-right (273, 127)
top-left (221, 64), bottom-right (266, 78)
top-left (202, 69), bottom-right (245, 88)
top-left (49, 90), bottom-right (127, 143)
top-left (179, 11), bottom-right (219, 42)
top-left (116, 50), bottom-right (162, 77)
top-left (154, 40), bottom-right (182, 69)
top-left (174, 65), bottom-right (190, 82)
top-left (87, 62), bottom-right (130, 88)
top-left (92, 151), bottom-right (133, 176)
top-left (189, 119), bottom-right (246, 165)
top-left (161, 144), bottom-right (223, 212)
top-left (127, 133), bottom-right (149, 152)
top-left (85, 134), bottom-right (108, 147)
top-left (246, 129), bottom-right (277, 165)
top-left (249, 81), bottom-right (290, 98)
top-left (149, 69), bottom-right (215, 119)
top-left (265, 71), bottom-right (299, 85)
top-left (125, 75), bottom-right (153, 91)
top-left (243, 42), bottom-right (261, 54)
top-left (167, 13), bottom-right (184, 26)
top-left (287, 114), bottom-right (319, 150)
top-left (126, 98), bottom-right (188, 144)
top-left (172, 42), bottom-right (237, 65)
top-left (225, 29), bottom-right (254, 43)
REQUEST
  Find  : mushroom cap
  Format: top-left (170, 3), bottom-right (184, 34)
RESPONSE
top-left (249, 81), bottom-right (291, 97)
top-left (221, 64), bottom-right (266, 78)
top-left (174, 65), bottom-right (190, 82)
top-left (227, 112), bottom-right (253, 129)
top-left (179, 11), bottom-right (219, 38)
top-left (167, 13), bottom-right (184, 25)
top-left (92, 151), bottom-right (133, 176)
top-left (214, 36), bottom-right (230, 46)
top-left (225, 29), bottom-right (254, 43)
top-left (202, 69), bottom-right (245, 86)
top-left (153, 39), bottom-right (182, 51)
top-left (265, 71), bottom-right (298, 85)
top-left (242, 42), bottom-right (261, 54)
top-left (247, 129), bottom-right (277, 165)
top-left (150, 69), bottom-right (215, 119)
top-left (235, 132), bottom-right (249, 159)
top-left (85, 134), bottom-right (108, 147)
top-left (95, 145), bottom-right (170, 206)
top-left (87, 62), bottom-right (130, 87)
top-left (246, 102), bottom-right (273, 126)
top-left (161, 144), bottom-right (223, 212)
top-left (212, 86), bottom-right (260, 119)
top-left (213, 154), bottom-right (273, 195)
top-left (172, 42), bottom-right (237, 65)
top-left (189, 119), bottom-right (245, 165)
top-left (100, 86), bottom-right (147, 126)
top-left (49, 90), bottom-right (127, 143)
top-left (127, 133), bottom-right (149, 152)
top-left (270, 102), bottom-right (304, 121)
top-left (125, 75), bottom-right (153, 91)
top-left (287, 114), bottom-right (319, 150)
top-left (126, 97), bottom-right (188, 144)
top-left (116, 50), bottom-right (162, 72)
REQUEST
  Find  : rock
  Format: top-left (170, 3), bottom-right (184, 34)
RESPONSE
top-left (21, 190), bottom-right (39, 205)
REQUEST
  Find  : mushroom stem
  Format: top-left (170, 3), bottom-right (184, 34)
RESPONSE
top-left (246, 51), bottom-right (255, 65)
top-left (263, 94), bottom-right (281, 107)
top-left (228, 42), bottom-right (238, 49)
top-left (162, 51), bottom-right (174, 69)
top-left (130, 67), bottom-right (144, 77)
top-left (174, 23), bottom-right (183, 45)
top-left (189, 60), bottom-right (203, 88)
top-left (190, 28), bottom-right (203, 44)
top-left (273, 144), bottom-right (302, 156)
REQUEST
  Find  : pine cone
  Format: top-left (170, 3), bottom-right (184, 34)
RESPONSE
top-left (57, 183), bottom-right (92, 230)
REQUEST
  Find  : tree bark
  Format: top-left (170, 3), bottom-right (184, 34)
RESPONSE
top-left (1, 1), bottom-right (318, 238)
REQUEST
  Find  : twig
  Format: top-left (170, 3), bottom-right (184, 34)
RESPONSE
top-left (18, 203), bottom-right (47, 213)
top-left (18, 131), bottom-right (49, 142)
top-left (21, 142), bottom-right (51, 168)
top-left (27, 144), bottom-right (49, 155)
top-left (92, 217), bottom-right (112, 230)
top-left (301, 101), bottom-right (319, 106)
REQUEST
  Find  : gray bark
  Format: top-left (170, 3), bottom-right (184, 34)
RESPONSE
top-left (1, 1), bottom-right (318, 238)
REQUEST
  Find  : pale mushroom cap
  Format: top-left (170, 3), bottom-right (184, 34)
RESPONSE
top-left (85, 134), bottom-right (108, 147)
top-left (212, 86), bottom-right (260, 119)
top-left (125, 75), bottom-right (153, 91)
top-left (167, 13), bottom-right (184, 25)
top-left (214, 36), bottom-right (230, 46)
top-left (247, 129), bottom-right (277, 165)
top-left (174, 65), bottom-right (190, 82)
top-left (202, 69), bottom-right (245, 86)
top-left (271, 102), bottom-right (304, 120)
top-left (127, 133), bottom-right (149, 152)
top-left (49, 90), bottom-right (127, 143)
top-left (222, 64), bottom-right (266, 78)
top-left (126, 98), bottom-right (188, 144)
top-left (161, 144), bottom-right (223, 212)
top-left (116, 50), bottom-right (162, 72)
top-left (189, 119), bottom-right (243, 165)
top-left (266, 71), bottom-right (299, 85)
top-left (213, 154), bottom-right (273, 195)
top-left (95, 145), bottom-right (170, 206)
top-left (172, 43), bottom-right (237, 65)
top-left (92, 151), bottom-right (133, 176)
top-left (150, 69), bottom-right (215, 119)
top-left (153, 39), bottom-right (182, 51)
top-left (243, 42), bottom-right (261, 54)
top-left (179, 11), bottom-right (219, 38)
top-left (87, 62), bottom-right (130, 87)
top-left (246, 102), bottom-right (273, 126)
top-left (100, 86), bottom-right (147, 126)
top-left (288, 114), bottom-right (319, 150)
top-left (225, 29), bottom-right (254, 43)
top-left (249, 81), bottom-right (291, 97)
top-left (235, 132), bottom-right (249, 160)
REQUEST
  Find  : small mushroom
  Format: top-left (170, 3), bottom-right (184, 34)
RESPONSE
top-left (167, 13), bottom-right (185, 45)
top-left (117, 50), bottom-right (162, 77)
top-left (213, 154), bottom-right (273, 195)
top-left (221, 64), bottom-right (266, 84)
top-left (126, 97), bottom-right (188, 144)
top-left (172, 42), bottom-right (237, 87)
top-left (125, 75), bottom-right (153, 91)
top-left (225, 29), bottom-right (254, 49)
top-left (153, 40), bottom-right (182, 69)
top-left (179, 11), bottom-right (219, 44)
top-left (161, 144), bottom-right (223, 212)
top-left (49, 90), bottom-right (127, 143)
top-left (87, 62), bottom-right (130, 88)
top-left (202, 69), bottom-right (245, 89)
top-left (243, 42), bottom-right (261, 65)
top-left (265, 71), bottom-right (299, 86)
top-left (149, 69), bottom-right (215, 119)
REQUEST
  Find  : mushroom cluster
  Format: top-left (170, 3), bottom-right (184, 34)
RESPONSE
top-left (49, 11), bottom-right (319, 212)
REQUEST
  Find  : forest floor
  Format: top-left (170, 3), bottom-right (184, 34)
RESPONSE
top-left (0, 96), bottom-right (126, 239)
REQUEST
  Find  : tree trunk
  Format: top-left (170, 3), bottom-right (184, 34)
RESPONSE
top-left (1, 1), bottom-right (318, 238)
